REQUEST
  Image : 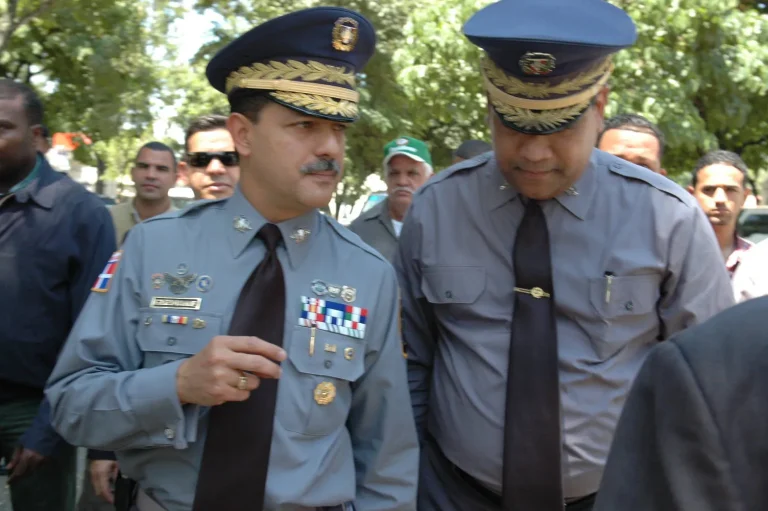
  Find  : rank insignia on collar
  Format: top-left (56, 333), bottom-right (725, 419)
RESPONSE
top-left (164, 272), bottom-right (198, 295)
top-left (92, 251), bottom-right (122, 293)
top-left (298, 296), bottom-right (367, 339)
top-left (233, 216), bottom-right (253, 233)
top-left (291, 228), bottom-right (311, 243)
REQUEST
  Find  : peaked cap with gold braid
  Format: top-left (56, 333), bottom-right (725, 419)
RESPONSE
top-left (463, 0), bottom-right (637, 135)
top-left (206, 7), bottom-right (376, 123)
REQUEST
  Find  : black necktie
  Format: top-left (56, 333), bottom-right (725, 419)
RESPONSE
top-left (502, 200), bottom-right (563, 510)
top-left (193, 223), bottom-right (285, 511)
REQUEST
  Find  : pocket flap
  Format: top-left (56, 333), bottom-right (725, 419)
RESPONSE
top-left (288, 325), bottom-right (365, 382)
top-left (421, 266), bottom-right (486, 304)
top-left (137, 310), bottom-right (222, 355)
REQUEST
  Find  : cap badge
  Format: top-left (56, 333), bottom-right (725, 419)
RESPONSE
top-left (519, 52), bottom-right (557, 76)
top-left (396, 138), bottom-right (409, 145)
top-left (332, 17), bottom-right (359, 52)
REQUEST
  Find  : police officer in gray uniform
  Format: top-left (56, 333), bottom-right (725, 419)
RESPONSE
top-left (46, 8), bottom-right (418, 511)
top-left (395, 1), bottom-right (734, 510)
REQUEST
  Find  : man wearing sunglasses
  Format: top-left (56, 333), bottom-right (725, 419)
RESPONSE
top-left (179, 114), bottom-right (240, 200)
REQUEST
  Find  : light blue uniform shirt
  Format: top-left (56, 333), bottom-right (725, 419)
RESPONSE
top-left (46, 187), bottom-right (419, 511)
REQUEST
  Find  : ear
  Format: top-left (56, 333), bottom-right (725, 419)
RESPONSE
top-left (660, 168), bottom-right (668, 176)
top-left (177, 161), bottom-right (190, 186)
top-left (687, 185), bottom-right (695, 195)
top-left (227, 113), bottom-right (255, 158)
top-left (593, 86), bottom-right (611, 119)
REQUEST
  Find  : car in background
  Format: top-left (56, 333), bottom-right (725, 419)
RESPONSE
top-left (738, 206), bottom-right (768, 244)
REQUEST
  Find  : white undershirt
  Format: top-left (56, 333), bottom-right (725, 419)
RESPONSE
top-left (391, 219), bottom-right (403, 237)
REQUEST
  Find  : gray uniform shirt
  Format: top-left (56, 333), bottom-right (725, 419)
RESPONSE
top-left (348, 199), bottom-right (398, 263)
top-left (395, 150), bottom-right (734, 499)
top-left (46, 188), bottom-right (418, 511)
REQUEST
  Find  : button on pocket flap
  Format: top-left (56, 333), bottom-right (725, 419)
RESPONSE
top-left (289, 326), bottom-right (365, 382)
top-left (137, 311), bottom-right (221, 355)
top-left (590, 275), bottom-right (660, 318)
top-left (421, 266), bottom-right (486, 304)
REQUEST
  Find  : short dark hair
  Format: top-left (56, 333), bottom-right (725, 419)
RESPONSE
top-left (0, 79), bottom-right (44, 126)
top-left (454, 139), bottom-right (492, 160)
top-left (228, 89), bottom-right (272, 125)
top-left (184, 114), bottom-right (228, 154)
top-left (691, 150), bottom-right (748, 189)
top-left (135, 141), bottom-right (177, 169)
top-left (599, 113), bottom-right (665, 160)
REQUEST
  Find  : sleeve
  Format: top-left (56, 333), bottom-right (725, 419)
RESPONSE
top-left (70, 198), bottom-right (118, 318)
top-left (593, 341), bottom-right (742, 511)
top-left (19, 197), bottom-right (117, 457)
top-left (658, 205), bottom-right (734, 338)
top-left (394, 200), bottom-right (437, 442)
top-left (45, 224), bottom-right (201, 452)
top-left (347, 265), bottom-right (419, 511)
top-left (732, 246), bottom-right (768, 303)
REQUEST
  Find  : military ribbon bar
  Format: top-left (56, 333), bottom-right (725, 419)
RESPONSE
top-left (299, 296), bottom-right (367, 339)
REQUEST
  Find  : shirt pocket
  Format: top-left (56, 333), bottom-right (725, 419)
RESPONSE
top-left (136, 310), bottom-right (223, 367)
top-left (420, 266), bottom-right (486, 322)
top-left (276, 325), bottom-right (366, 436)
top-left (587, 275), bottom-right (660, 359)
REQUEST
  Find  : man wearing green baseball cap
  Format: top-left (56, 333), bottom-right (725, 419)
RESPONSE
top-left (349, 136), bottom-right (432, 262)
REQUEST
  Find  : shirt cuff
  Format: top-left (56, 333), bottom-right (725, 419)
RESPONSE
top-left (130, 360), bottom-right (200, 449)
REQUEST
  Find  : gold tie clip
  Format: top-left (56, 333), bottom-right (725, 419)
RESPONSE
top-left (514, 286), bottom-right (550, 299)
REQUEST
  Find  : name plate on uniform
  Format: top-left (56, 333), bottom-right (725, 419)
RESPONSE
top-left (149, 297), bottom-right (202, 310)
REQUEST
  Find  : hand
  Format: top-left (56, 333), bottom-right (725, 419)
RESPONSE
top-left (177, 335), bottom-right (286, 406)
top-left (90, 460), bottom-right (119, 504)
top-left (6, 446), bottom-right (47, 484)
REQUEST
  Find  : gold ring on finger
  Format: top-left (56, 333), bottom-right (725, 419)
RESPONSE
top-left (237, 375), bottom-right (248, 391)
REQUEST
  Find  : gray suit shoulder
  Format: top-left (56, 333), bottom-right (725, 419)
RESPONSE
top-left (599, 151), bottom-right (696, 208)
top-left (324, 214), bottom-right (393, 270)
top-left (417, 151), bottom-right (492, 198)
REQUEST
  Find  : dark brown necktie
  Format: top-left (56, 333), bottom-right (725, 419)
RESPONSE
top-left (193, 223), bottom-right (285, 511)
top-left (502, 200), bottom-right (563, 510)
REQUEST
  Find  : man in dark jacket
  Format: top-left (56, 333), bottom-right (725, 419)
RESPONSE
top-left (594, 296), bottom-right (768, 511)
top-left (0, 79), bottom-right (116, 510)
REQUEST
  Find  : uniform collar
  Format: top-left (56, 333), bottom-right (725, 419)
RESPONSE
top-left (486, 151), bottom-right (599, 220)
top-left (225, 186), bottom-right (318, 270)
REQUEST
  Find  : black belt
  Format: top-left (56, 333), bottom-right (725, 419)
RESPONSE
top-left (450, 452), bottom-right (595, 509)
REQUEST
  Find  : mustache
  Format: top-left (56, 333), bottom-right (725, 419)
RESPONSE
top-left (391, 186), bottom-right (415, 194)
top-left (300, 159), bottom-right (340, 175)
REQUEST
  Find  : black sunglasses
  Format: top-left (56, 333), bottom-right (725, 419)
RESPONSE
top-left (187, 151), bottom-right (239, 168)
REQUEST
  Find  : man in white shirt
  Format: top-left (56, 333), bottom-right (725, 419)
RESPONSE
top-left (349, 136), bottom-right (432, 262)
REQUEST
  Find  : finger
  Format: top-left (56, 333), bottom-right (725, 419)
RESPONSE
top-left (95, 475), bottom-right (113, 503)
top-left (8, 457), bottom-right (29, 483)
top-left (227, 353), bottom-right (283, 379)
top-left (231, 371), bottom-right (261, 392)
top-left (6, 446), bottom-right (21, 471)
top-left (227, 336), bottom-right (287, 362)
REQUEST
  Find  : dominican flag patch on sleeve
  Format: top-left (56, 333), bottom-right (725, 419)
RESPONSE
top-left (92, 251), bottom-right (122, 293)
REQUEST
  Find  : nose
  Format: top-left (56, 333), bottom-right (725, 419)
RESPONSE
top-left (206, 158), bottom-right (226, 175)
top-left (517, 135), bottom-right (554, 165)
top-left (713, 187), bottom-right (728, 203)
top-left (315, 128), bottom-right (344, 162)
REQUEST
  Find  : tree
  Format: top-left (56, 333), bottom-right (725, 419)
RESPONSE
top-left (0, 0), bottom-right (178, 145)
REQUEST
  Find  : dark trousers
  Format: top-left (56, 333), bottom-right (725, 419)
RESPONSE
top-left (419, 435), bottom-right (595, 511)
top-left (0, 398), bottom-right (76, 511)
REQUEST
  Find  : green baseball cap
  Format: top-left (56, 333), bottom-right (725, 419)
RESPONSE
top-left (382, 136), bottom-right (433, 168)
